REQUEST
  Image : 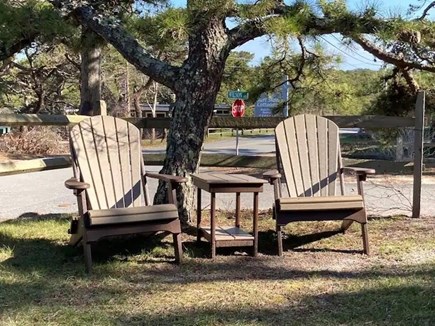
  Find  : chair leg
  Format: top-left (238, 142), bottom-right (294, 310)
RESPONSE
top-left (83, 242), bottom-right (93, 273)
top-left (341, 220), bottom-right (354, 233)
top-left (361, 223), bottom-right (370, 255)
top-left (173, 233), bottom-right (183, 264)
top-left (276, 224), bottom-right (283, 256)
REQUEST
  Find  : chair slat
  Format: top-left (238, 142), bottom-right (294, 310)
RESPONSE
top-left (338, 147), bottom-right (345, 195)
top-left (91, 116), bottom-right (116, 209)
top-left (282, 119), bottom-right (303, 197)
top-left (275, 125), bottom-right (297, 197)
top-left (285, 118), bottom-right (304, 196)
top-left (71, 124), bottom-right (98, 207)
top-left (327, 120), bottom-right (339, 196)
top-left (104, 117), bottom-right (125, 208)
top-left (305, 115), bottom-right (320, 196)
top-left (72, 119), bottom-right (105, 209)
top-left (278, 195), bottom-right (364, 210)
top-left (88, 203), bottom-right (178, 225)
top-left (294, 115), bottom-right (312, 196)
top-left (316, 116), bottom-right (329, 196)
top-left (116, 119), bottom-right (135, 208)
top-left (127, 122), bottom-right (143, 207)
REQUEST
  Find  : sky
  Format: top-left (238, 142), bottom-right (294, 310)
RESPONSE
top-left (168, 0), bottom-right (428, 70)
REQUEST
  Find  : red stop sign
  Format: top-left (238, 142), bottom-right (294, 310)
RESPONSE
top-left (231, 99), bottom-right (245, 117)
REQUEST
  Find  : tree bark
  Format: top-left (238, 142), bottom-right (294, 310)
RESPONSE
top-left (79, 27), bottom-right (102, 116)
top-left (153, 71), bottom-right (225, 222)
top-left (153, 13), bottom-right (229, 223)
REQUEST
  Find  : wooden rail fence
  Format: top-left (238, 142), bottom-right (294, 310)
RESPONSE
top-left (0, 113), bottom-right (416, 129)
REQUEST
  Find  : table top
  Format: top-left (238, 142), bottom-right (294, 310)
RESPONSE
top-left (192, 173), bottom-right (267, 193)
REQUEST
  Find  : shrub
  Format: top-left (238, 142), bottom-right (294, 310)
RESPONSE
top-left (0, 126), bottom-right (68, 156)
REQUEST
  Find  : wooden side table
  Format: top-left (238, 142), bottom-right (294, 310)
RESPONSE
top-left (192, 173), bottom-right (266, 258)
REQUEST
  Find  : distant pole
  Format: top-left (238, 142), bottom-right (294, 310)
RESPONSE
top-left (412, 91), bottom-right (425, 218)
top-left (235, 128), bottom-right (239, 155)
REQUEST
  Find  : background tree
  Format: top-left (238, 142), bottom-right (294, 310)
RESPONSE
top-left (0, 44), bottom-right (80, 113)
top-left (0, 1), bottom-right (75, 61)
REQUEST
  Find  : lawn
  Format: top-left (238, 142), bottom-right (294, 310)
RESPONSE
top-left (0, 212), bottom-right (434, 325)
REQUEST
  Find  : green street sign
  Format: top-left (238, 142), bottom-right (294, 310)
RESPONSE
top-left (228, 90), bottom-right (249, 100)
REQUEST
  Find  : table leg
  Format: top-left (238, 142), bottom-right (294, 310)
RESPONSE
top-left (235, 192), bottom-right (241, 228)
top-left (196, 188), bottom-right (202, 243)
top-left (211, 192), bottom-right (216, 259)
top-left (253, 192), bottom-right (259, 257)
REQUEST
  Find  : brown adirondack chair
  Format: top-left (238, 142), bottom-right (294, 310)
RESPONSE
top-left (65, 115), bottom-right (185, 272)
top-left (264, 114), bottom-right (375, 256)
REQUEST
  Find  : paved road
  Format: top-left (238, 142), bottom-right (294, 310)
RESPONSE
top-left (1, 164), bottom-right (435, 220)
top-left (143, 134), bottom-right (276, 156)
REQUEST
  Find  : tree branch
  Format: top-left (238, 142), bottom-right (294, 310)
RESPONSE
top-left (416, 1), bottom-right (435, 20)
top-left (401, 68), bottom-right (419, 93)
top-left (227, 0), bottom-right (290, 50)
top-left (65, 53), bottom-right (81, 70)
top-left (227, 1), bottom-right (387, 51)
top-left (227, 17), bottom-right (272, 50)
top-left (71, 6), bottom-right (181, 90)
top-left (350, 34), bottom-right (435, 73)
top-left (0, 31), bottom-right (39, 61)
top-left (0, 57), bottom-right (13, 76)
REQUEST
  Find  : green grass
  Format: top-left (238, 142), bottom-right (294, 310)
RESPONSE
top-left (0, 212), bottom-right (434, 325)
top-left (140, 129), bottom-right (274, 148)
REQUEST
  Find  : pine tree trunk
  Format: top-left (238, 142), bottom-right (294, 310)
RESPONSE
top-left (153, 15), bottom-right (229, 223)
top-left (153, 78), bottom-right (223, 222)
top-left (79, 28), bottom-right (102, 116)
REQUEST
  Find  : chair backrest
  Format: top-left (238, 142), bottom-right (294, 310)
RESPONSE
top-left (275, 114), bottom-right (344, 197)
top-left (70, 116), bottom-right (147, 210)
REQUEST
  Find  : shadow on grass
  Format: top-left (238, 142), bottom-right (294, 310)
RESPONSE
top-left (182, 226), bottom-right (345, 258)
top-left (0, 213), bottom-right (177, 271)
top-left (1, 212), bottom-right (434, 322)
top-left (0, 213), bottom-right (76, 273)
top-left (259, 229), bottom-right (350, 254)
top-left (112, 282), bottom-right (435, 325)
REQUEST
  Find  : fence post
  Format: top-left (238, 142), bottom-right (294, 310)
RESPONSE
top-left (412, 91), bottom-right (425, 218)
top-left (95, 100), bottom-right (107, 116)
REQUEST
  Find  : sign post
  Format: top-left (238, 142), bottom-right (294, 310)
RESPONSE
top-left (231, 99), bottom-right (245, 155)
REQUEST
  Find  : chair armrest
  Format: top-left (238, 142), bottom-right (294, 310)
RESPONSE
top-left (263, 169), bottom-right (281, 183)
top-left (342, 167), bottom-right (375, 184)
top-left (65, 177), bottom-right (90, 190)
top-left (145, 172), bottom-right (187, 184)
top-left (263, 169), bottom-right (282, 200)
top-left (145, 172), bottom-right (186, 205)
top-left (342, 167), bottom-right (376, 175)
